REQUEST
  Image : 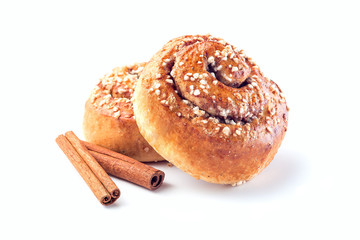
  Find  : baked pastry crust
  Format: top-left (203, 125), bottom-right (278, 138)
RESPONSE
top-left (133, 35), bottom-right (289, 184)
top-left (83, 63), bottom-right (163, 162)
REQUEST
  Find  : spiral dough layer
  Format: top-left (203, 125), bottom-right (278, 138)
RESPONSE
top-left (133, 35), bottom-right (289, 184)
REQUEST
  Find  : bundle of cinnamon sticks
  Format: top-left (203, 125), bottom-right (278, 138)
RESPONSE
top-left (56, 131), bottom-right (165, 206)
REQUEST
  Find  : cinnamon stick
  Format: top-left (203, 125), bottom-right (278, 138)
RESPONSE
top-left (56, 135), bottom-right (115, 205)
top-left (65, 131), bottom-right (120, 199)
top-left (56, 132), bottom-right (120, 205)
top-left (82, 141), bottom-right (165, 190)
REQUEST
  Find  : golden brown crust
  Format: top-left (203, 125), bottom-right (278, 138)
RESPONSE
top-left (83, 63), bottom-right (163, 162)
top-left (133, 35), bottom-right (289, 184)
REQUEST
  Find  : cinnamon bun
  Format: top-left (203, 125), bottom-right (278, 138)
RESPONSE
top-left (83, 63), bottom-right (163, 162)
top-left (133, 35), bottom-right (289, 184)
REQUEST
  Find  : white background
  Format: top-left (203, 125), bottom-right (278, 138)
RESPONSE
top-left (1, 0), bottom-right (359, 239)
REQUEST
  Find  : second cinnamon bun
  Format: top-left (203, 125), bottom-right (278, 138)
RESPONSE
top-left (83, 63), bottom-right (163, 162)
top-left (133, 35), bottom-right (289, 185)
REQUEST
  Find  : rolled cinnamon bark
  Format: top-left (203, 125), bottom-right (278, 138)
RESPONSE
top-left (65, 131), bottom-right (120, 199)
top-left (56, 135), bottom-right (114, 205)
top-left (82, 141), bottom-right (165, 190)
